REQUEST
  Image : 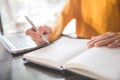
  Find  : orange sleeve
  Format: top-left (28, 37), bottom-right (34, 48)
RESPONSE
top-left (49, 0), bottom-right (75, 42)
top-left (117, 32), bottom-right (120, 34)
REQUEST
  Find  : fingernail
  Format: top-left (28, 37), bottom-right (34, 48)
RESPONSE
top-left (108, 44), bottom-right (114, 48)
top-left (95, 42), bottom-right (103, 47)
top-left (88, 44), bottom-right (94, 48)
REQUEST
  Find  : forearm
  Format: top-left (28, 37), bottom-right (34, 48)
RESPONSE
top-left (48, 0), bottom-right (75, 42)
top-left (48, 19), bottom-right (64, 42)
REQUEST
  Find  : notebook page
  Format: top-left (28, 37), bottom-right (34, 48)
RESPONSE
top-left (23, 36), bottom-right (89, 69)
top-left (64, 47), bottom-right (120, 80)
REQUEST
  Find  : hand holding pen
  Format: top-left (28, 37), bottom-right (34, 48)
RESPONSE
top-left (25, 16), bottom-right (50, 45)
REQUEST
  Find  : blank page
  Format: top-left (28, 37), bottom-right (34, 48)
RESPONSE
top-left (23, 36), bottom-right (89, 68)
top-left (64, 47), bottom-right (120, 80)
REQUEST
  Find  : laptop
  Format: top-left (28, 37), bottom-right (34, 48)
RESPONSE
top-left (0, 13), bottom-right (46, 54)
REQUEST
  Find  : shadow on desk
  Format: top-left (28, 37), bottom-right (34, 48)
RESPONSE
top-left (0, 39), bottom-right (94, 80)
top-left (0, 43), bottom-right (12, 80)
top-left (25, 62), bottom-right (94, 80)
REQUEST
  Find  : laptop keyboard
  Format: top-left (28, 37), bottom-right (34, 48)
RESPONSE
top-left (2, 33), bottom-right (37, 49)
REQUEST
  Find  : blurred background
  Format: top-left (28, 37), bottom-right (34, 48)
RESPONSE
top-left (1, 0), bottom-right (65, 33)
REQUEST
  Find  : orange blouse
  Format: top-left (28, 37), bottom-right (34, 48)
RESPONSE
top-left (49, 0), bottom-right (120, 42)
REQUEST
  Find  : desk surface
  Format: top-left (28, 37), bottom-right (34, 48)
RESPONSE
top-left (0, 40), bottom-right (92, 80)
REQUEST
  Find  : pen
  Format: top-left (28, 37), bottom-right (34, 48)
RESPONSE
top-left (25, 16), bottom-right (49, 44)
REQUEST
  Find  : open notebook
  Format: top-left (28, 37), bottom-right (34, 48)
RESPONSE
top-left (0, 13), bottom-right (45, 54)
top-left (23, 36), bottom-right (120, 80)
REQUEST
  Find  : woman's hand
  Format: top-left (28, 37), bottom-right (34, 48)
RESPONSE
top-left (87, 32), bottom-right (120, 48)
top-left (25, 25), bottom-right (51, 45)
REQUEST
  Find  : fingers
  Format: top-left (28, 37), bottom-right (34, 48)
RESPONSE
top-left (25, 25), bottom-right (51, 45)
top-left (25, 28), bottom-right (36, 35)
top-left (27, 30), bottom-right (43, 45)
top-left (108, 40), bottom-right (120, 48)
top-left (87, 32), bottom-right (111, 45)
top-left (87, 32), bottom-right (120, 48)
top-left (91, 36), bottom-right (97, 40)
top-left (38, 25), bottom-right (51, 39)
top-left (38, 25), bottom-right (51, 34)
top-left (93, 36), bottom-right (118, 47)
